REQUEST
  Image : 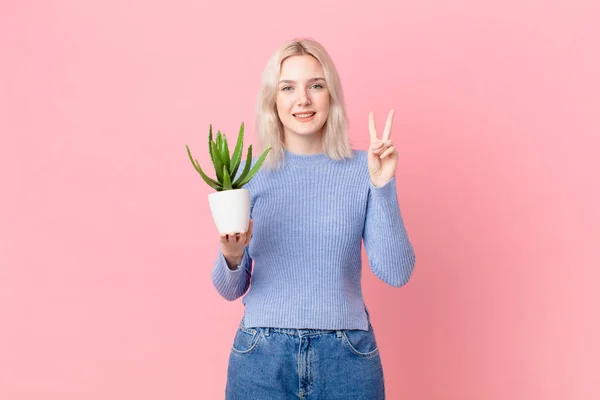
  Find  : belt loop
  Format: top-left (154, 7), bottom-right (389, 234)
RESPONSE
top-left (336, 330), bottom-right (342, 338)
top-left (264, 327), bottom-right (270, 336)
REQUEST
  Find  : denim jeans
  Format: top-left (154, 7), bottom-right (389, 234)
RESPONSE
top-left (225, 312), bottom-right (385, 400)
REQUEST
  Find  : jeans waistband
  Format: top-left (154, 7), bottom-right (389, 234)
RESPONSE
top-left (263, 327), bottom-right (343, 338)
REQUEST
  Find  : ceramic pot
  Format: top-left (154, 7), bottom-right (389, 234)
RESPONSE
top-left (208, 189), bottom-right (250, 235)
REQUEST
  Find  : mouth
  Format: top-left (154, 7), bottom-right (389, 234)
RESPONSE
top-left (293, 112), bottom-right (316, 122)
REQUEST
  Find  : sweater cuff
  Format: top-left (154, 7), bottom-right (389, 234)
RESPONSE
top-left (369, 176), bottom-right (397, 197)
top-left (218, 248), bottom-right (247, 273)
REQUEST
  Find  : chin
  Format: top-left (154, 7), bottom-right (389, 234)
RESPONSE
top-left (296, 127), bottom-right (324, 136)
top-left (295, 120), bottom-right (325, 131)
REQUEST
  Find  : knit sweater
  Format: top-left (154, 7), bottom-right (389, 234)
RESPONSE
top-left (211, 148), bottom-right (416, 331)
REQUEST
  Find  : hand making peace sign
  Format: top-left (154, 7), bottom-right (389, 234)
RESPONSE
top-left (368, 109), bottom-right (398, 187)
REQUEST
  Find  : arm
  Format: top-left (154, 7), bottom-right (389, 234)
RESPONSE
top-left (211, 245), bottom-right (253, 301)
top-left (362, 176), bottom-right (416, 287)
top-left (210, 157), bottom-right (257, 301)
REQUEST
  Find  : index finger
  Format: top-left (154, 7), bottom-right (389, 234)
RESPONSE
top-left (381, 109), bottom-right (395, 142)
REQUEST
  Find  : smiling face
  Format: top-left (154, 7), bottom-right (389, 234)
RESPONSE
top-left (275, 55), bottom-right (331, 147)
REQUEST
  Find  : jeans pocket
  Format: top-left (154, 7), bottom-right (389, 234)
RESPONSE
top-left (231, 325), bottom-right (262, 355)
top-left (341, 323), bottom-right (380, 358)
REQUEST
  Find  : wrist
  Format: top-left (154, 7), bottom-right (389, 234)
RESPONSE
top-left (223, 253), bottom-right (243, 270)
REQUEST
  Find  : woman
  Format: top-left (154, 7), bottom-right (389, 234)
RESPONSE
top-left (211, 37), bottom-right (416, 400)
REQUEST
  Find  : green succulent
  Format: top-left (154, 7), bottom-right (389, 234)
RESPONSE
top-left (186, 122), bottom-right (271, 191)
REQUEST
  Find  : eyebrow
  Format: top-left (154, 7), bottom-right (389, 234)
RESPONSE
top-left (278, 77), bottom-right (326, 84)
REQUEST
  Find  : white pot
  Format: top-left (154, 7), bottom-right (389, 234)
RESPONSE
top-left (208, 189), bottom-right (250, 235)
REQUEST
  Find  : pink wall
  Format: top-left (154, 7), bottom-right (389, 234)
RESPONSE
top-left (1, 1), bottom-right (598, 399)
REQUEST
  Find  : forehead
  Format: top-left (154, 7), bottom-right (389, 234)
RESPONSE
top-left (279, 55), bottom-right (324, 79)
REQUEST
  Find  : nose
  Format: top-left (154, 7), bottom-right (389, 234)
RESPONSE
top-left (296, 88), bottom-right (311, 106)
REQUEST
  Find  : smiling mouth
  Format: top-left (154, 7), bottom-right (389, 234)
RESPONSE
top-left (293, 112), bottom-right (316, 121)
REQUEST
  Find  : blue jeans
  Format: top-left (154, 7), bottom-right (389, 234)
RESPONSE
top-left (225, 312), bottom-right (385, 399)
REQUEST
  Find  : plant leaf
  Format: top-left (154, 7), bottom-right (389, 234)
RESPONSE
top-left (230, 122), bottom-right (244, 179)
top-left (216, 131), bottom-right (222, 154)
top-left (210, 140), bottom-right (224, 183)
top-left (209, 125), bottom-right (224, 180)
top-left (208, 124), bottom-right (214, 167)
top-left (232, 145), bottom-right (253, 187)
top-left (222, 164), bottom-right (232, 190)
top-left (236, 147), bottom-right (271, 187)
top-left (185, 145), bottom-right (222, 190)
top-left (221, 133), bottom-right (231, 170)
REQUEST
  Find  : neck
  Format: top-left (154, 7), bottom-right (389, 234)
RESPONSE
top-left (282, 131), bottom-right (323, 155)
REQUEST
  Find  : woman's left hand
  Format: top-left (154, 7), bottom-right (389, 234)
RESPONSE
top-left (368, 109), bottom-right (398, 187)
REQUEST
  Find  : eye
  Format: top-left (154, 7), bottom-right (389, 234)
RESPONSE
top-left (281, 84), bottom-right (324, 92)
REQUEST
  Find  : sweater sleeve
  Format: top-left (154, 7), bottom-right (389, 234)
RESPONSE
top-left (362, 176), bottom-right (416, 287)
top-left (211, 245), bottom-right (253, 301)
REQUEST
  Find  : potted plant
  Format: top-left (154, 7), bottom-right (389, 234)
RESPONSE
top-left (186, 122), bottom-right (271, 235)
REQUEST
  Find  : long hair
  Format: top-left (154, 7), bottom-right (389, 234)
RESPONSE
top-left (254, 37), bottom-right (354, 170)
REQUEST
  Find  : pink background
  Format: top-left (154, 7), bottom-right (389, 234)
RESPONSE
top-left (1, 1), bottom-right (598, 399)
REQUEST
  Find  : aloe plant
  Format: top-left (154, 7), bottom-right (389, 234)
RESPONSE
top-left (186, 122), bottom-right (271, 191)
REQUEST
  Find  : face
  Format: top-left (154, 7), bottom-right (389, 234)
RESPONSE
top-left (275, 55), bottom-right (330, 141)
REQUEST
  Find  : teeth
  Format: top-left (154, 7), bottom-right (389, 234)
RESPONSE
top-left (295, 113), bottom-right (315, 118)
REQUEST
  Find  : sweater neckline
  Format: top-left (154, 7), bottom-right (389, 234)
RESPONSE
top-left (283, 149), bottom-right (331, 166)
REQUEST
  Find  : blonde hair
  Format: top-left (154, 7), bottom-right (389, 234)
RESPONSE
top-left (254, 37), bottom-right (354, 170)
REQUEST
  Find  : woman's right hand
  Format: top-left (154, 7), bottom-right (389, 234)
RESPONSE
top-left (220, 219), bottom-right (253, 262)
